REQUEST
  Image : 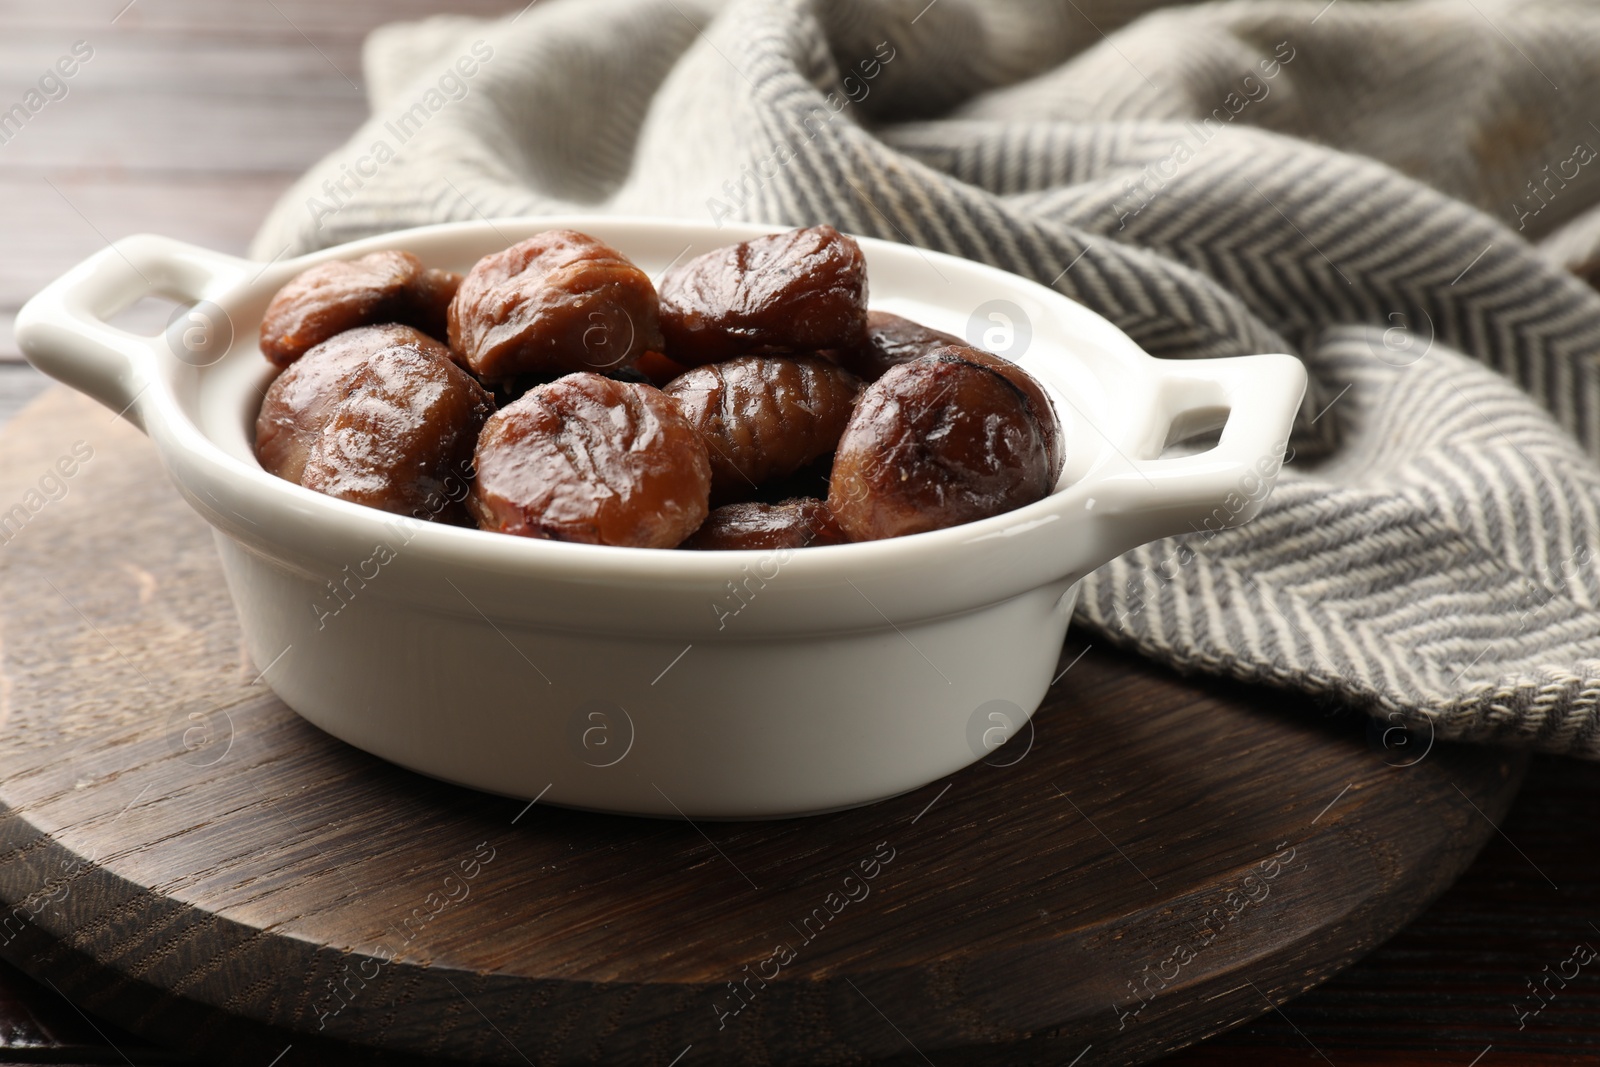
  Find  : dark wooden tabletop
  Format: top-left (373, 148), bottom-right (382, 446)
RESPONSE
top-left (0, 2), bottom-right (1596, 1064)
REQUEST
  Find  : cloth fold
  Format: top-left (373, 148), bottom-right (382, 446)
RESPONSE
top-left (254, 0), bottom-right (1600, 758)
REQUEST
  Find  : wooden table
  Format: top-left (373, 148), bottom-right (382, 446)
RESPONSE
top-left (0, 2), bottom-right (1595, 1064)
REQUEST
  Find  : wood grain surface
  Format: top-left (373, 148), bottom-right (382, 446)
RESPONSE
top-left (0, 1), bottom-right (1595, 1065)
top-left (0, 388), bottom-right (1525, 1065)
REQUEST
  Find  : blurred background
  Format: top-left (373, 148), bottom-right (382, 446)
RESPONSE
top-left (0, 1), bottom-right (514, 418)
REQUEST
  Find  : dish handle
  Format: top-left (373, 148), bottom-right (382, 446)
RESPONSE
top-left (1080, 353), bottom-right (1308, 551)
top-left (13, 235), bottom-right (256, 430)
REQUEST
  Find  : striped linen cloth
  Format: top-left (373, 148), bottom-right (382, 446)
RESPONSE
top-left (254, 0), bottom-right (1600, 758)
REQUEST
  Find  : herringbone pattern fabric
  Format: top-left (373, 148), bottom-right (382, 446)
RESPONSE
top-left (254, 0), bottom-right (1600, 757)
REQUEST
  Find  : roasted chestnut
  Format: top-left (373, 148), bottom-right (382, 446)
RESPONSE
top-left (658, 224), bottom-right (868, 364)
top-left (469, 373), bottom-right (711, 548)
top-left (259, 251), bottom-right (460, 367)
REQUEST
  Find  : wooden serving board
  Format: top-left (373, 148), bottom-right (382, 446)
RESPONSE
top-left (0, 389), bottom-right (1525, 1067)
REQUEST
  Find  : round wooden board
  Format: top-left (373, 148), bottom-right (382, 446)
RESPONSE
top-left (0, 389), bottom-right (1525, 1067)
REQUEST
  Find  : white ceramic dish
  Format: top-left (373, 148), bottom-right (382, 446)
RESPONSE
top-left (15, 218), bottom-right (1305, 818)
